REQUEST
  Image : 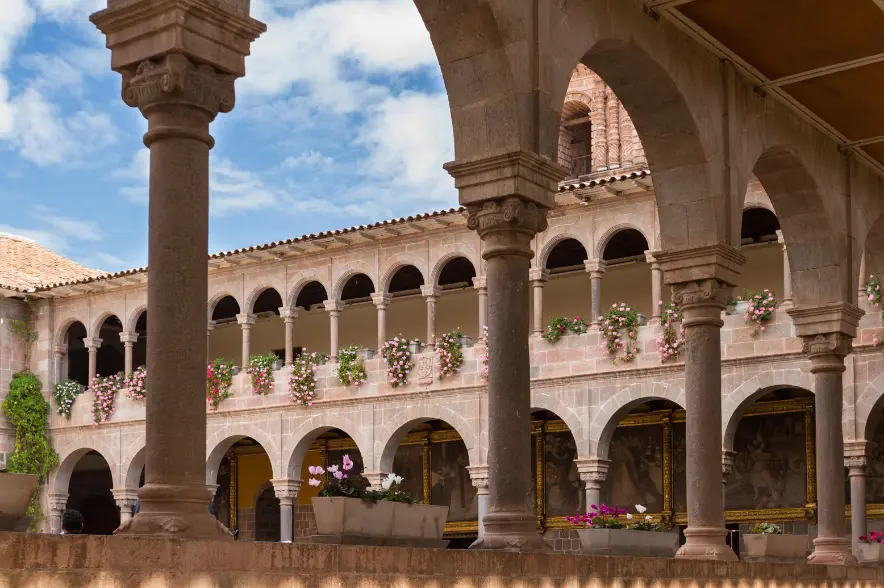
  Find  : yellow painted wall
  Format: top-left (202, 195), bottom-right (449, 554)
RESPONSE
top-left (236, 452), bottom-right (273, 509)
top-left (298, 450), bottom-right (324, 505)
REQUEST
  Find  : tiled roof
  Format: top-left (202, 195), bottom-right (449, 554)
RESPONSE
top-left (558, 169), bottom-right (650, 191)
top-left (0, 233), bottom-right (103, 293)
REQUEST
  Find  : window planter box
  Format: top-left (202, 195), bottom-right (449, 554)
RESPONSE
top-left (271, 360), bottom-right (283, 371)
top-left (459, 336), bottom-right (473, 348)
top-left (408, 342), bottom-right (423, 354)
top-left (311, 496), bottom-right (449, 548)
top-left (0, 472), bottom-right (38, 531)
top-left (576, 528), bottom-right (678, 558)
top-left (356, 348), bottom-right (375, 361)
top-left (743, 534), bottom-right (809, 563)
top-left (856, 542), bottom-right (884, 565)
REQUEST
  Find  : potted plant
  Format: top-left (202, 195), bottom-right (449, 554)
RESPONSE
top-left (567, 504), bottom-right (678, 557)
top-left (407, 339), bottom-right (423, 354)
top-left (459, 335), bottom-right (473, 348)
top-left (857, 531), bottom-right (884, 564)
top-left (271, 358), bottom-right (283, 371)
top-left (743, 522), bottom-right (808, 563)
top-left (356, 348), bottom-right (375, 361)
top-left (309, 456), bottom-right (449, 547)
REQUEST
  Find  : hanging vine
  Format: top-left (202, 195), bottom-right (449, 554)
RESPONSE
top-left (8, 296), bottom-right (38, 371)
top-left (337, 346), bottom-right (367, 387)
top-left (2, 371), bottom-right (59, 529)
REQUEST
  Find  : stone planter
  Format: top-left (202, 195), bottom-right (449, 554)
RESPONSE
top-left (271, 360), bottom-right (283, 371)
top-left (856, 542), bottom-right (884, 565)
top-left (231, 366), bottom-right (242, 376)
top-left (356, 348), bottom-right (375, 361)
top-left (731, 300), bottom-right (750, 316)
top-left (408, 342), bottom-right (422, 354)
top-left (0, 472), bottom-right (38, 531)
top-left (458, 336), bottom-right (473, 348)
top-left (637, 313), bottom-right (647, 326)
top-left (311, 497), bottom-right (448, 548)
top-left (743, 533), bottom-right (809, 563)
top-left (577, 528), bottom-right (678, 558)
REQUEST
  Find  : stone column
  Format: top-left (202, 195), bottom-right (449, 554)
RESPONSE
top-left (788, 303), bottom-right (863, 564)
top-left (845, 441), bottom-right (869, 558)
top-left (362, 472), bottom-right (388, 490)
top-left (421, 285), bottom-right (441, 344)
top-left (776, 231), bottom-right (793, 307)
top-left (473, 277), bottom-right (488, 329)
top-left (207, 320), bottom-right (216, 364)
top-left (272, 479), bottom-right (300, 543)
top-left (467, 465), bottom-right (489, 537)
top-left (575, 457), bottom-right (610, 511)
top-left (48, 492), bottom-right (68, 534)
top-left (279, 307), bottom-right (297, 366)
top-left (83, 338), bottom-right (102, 386)
top-left (585, 260), bottom-right (607, 328)
top-left (323, 300), bottom-right (343, 361)
top-left (53, 344), bottom-right (67, 385)
top-left (119, 332), bottom-right (139, 377)
top-left (529, 268), bottom-right (549, 337)
top-left (371, 294), bottom-right (391, 351)
top-left (658, 245), bottom-right (744, 561)
top-left (236, 313), bottom-right (256, 369)
top-left (91, 0), bottom-right (265, 539)
top-left (112, 489), bottom-right (139, 525)
top-left (445, 150), bottom-right (565, 552)
top-left (645, 251), bottom-right (663, 323)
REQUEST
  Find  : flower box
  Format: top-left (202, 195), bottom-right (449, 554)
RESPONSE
top-left (458, 336), bottom-right (473, 348)
top-left (356, 348), bottom-right (375, 361)
top-left (576, 528), bottom-right (678, 558)
top-left (637, 313), bottom-right (648, 326)
top-left (856, 542), bottom-right (884, 565)
top-left (731, 300), bottom-right (750, 315)
top-left (408, 342), bottom-right (423, 354)
top-left (311, 496), bottom-right (449, 547)
top-left (0, 472), bottom-right (38, 531)
top-left (231, 366), bottom-right (242, 376)
top-left (743, 533), bottom-right (809, 563)
top-left (271, 360), bottom-right (283, 371)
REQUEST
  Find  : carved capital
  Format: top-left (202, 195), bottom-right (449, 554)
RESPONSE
top-left (574, 457), bottom-right (610, 485)
top-left (123, 54), bottom-right (236, 120)
top-left (420, 285), bottom-right (442, 299)
top-left (236, 313), bottom-right (256, 327)
top-left (466, 197), bottom-right (548, 260)
top-left (845, 455), bottom-right (868, 472)
top-left (278, 307), bottom-right (298, 322)
top-left (207, 320), bottom-right (216, 332)
top-left (656, 244), bottom-right (745, 287)
top-left (472, 276), bottom-right (487, 291)
top-left (584, 259), bottom-right (607, 276)
top-left (466, 465), bottom-right (489, 490)
top-left (48, 492), bottom-right (69, 512)
top-left (83, 337), bottom-right (103, 350)
top-left (800, 333), bottom-right (851, 372)
top-left (53, 344), bottom-right (68, 357)
top-left (271, 479), bottom-right (302, 501)
top-left (323, 299), bottom-right (344, 314)
top-left (371, 294), bottom-right (391, 308)
top-left (787, 303), bottom-right (864, 340)
top-left (644, 250), bottom-right (660, 266)
top-left (671, 279), bottom-right (732, 327)
top-left (119, 332), bottom-right (139, 345)
top-left (528, 268), bottom-right (549, 283)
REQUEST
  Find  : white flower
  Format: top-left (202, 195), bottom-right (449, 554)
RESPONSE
top-left (645, 516), bottom-right (652, 521)
top-left (381, 473), bottom-right (396, 490)
top-left (394, 475), bottom-right (403, 485)
top-left (626, 513), bottom-right (633, 520)
top-left (635, 504), bottom-right (647, 514)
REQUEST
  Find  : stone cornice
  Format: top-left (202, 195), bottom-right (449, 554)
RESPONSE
top-left (656, 244), bottom-right (746, 287)
top-left (786, 303), bottom-right (865, 339)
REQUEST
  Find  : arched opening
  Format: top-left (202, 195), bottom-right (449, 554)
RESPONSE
top-left (736, 206), bottom-right (784, 298)
top-left (63, 322), bottom-right (89, 386)
top-left (543, 239), bottom-right (591, 327)
top-left (96, 315), bottom-right (125, 377)
top-left (387, 265), bottom-right (426, 343)
top-left (209, 295), bottom-right (241, 365)
top-left (436, 257), bottom-right (478, 339)
top-left (600, 229), bottom-right (652, 316)
top-left (292, 281), bottom-right (331, 358)
top-left (66, 450), bottom-right (118, 535)
top-left (339, 274), bottom-right (375, 351)
top-left (531, 410), bottom-right (581, 518)
top-left (133, 311), bottom-right (147, 370)
top-left (251, 288), bottom-right (285, 361)
top-left (558, 99), bottom-right (592, 179)
top-left (861, 394), bottom-right (884, 534)
top-left (208, 437), bottom-right (276, 541)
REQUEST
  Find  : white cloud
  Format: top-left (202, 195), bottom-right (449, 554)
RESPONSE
top-left (18, 44), bottom-right (110, 95)
top-left (32, 0), bottom-right (105, 22)
top-left (0, 206), bottom-right (104, 255)
top-left (211, 159), bottom-right (279, 215)
top-left (281, 150), bottom-right (334, 169)
top-left (0, 224), bottom-right (67, 253)
top-left (0, 0), bottom-right (34, 69)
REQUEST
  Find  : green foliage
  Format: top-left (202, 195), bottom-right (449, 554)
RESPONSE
top-left (749, 522), bottom-right (783, 535)
top-left (600, 303), bottom-right (641, 363)
top-left (8, 297), bottom-right (38, 369)
top-left (52, 379), bottom-right (83, 419)
top-left (247, 353), bottom-right (278, 395)
top-left (434, 329), bottom-right (464, 378)
top-left (337, 346), bottom-right (367, 387)
top-left (2, 371), bottom-right (59, 530)
top-left (542, 316), bottom-right (588, 344)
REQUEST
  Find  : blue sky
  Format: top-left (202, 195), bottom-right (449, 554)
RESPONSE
top-left (0, 0), bottom-right (456, 272)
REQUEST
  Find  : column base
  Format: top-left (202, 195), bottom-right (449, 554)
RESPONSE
top-left (469, 512), bottom-right (550, 552)
top-left (115, 484), bottom-right (233, 541)
top-left (808, 537), bottom-right (856, 565)
top-left (675, 527), bottom-right (737, 561)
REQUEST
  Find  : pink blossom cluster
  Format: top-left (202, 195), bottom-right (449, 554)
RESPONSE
top-left (861, 531), bottom-right (884, 544)
top-left (741, 289), bottom-right (777, 337)
top-left (91, 373), bottom-right (123, 425)
top-left (863, 276), bottom-right (884, 347)
top-left (477, 326), bottom-right (489, 384)
top-left (247, 356), bottom-right (275, 396)
top-left (307, 454), bottom-right (354, 487)
top-left (434, 330), bottom-right (464, 379)
top-left (600, 303), bottom-right (640, 364)
top-left (654, 301), bottom-right (685, 362)
top-left (337, 346), bottom-right (368, 387)
top-left (382, 336), bottom-right (417, 388)
top-left (125, 365), bottom-right (147, 400)
top-left (206, 359), bottom-right (235, 412)
top-left (289, 350), bottom-right (323, 407)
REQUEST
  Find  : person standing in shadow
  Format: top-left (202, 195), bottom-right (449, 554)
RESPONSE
top-left (61, 509), bottom-right (84, 535)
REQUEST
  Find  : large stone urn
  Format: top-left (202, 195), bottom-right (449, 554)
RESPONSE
top-left (856, 542), bottom-right (884, 565)
top-left (577, 528), bottom-right (679, 557)
top-left (743, 533), bottom-right (809, 563)
top-left (311, 497), bottom-right (449, 548)
top-left (0, 472), bottom-right (39, 531)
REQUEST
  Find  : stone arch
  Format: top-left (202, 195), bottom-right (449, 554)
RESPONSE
top-left (244, 284), bottom-right (284, 314)
top-left (375, 404), bottom-right (480, 473)
top-left (721, 369), bottom-right (814, 450)
top-left (283, 413), bottom-right (372, 480)
top-left (531, 390), bottom-right (587, 456)
top-left (856, 370), bottom-right (884, 442)
top-left (56, 316), bottom-right (88, 346)
top-left (865, 214), bottom-right (884, 279)
top-left (125, 306), bottom-right (148, 333)
top-left (429, 251), bottom-right (480, 288)
top-left (89, 311), bottom-right (123, 340)
top-left (562, 91), bottom-right (592, 119)
top-left (54, 443), bottom-right (119, 494)
top-left (594, 223), bottom-right (652, 261)
top-left (589, 381), bottom-right (685, 459)
top-left (287, 275), bottom-right (331, 308)
top-left (206, 425), bottom-right (281, 484)
top-left (122, 444), bottom-right (146, 490)
top-left (538, 233), bottom-right (590, 270)
top-left (380, 258), bottom-right (427, 295)
top-left (331, 265), bottom-right (377, 301)
top-left (207, 290), bottom-right (242, 322)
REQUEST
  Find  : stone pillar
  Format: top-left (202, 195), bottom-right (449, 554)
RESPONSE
top-left (371, 294), bottom-right (391, 351)
top-left (112, 489), bottom-right (139, 525)
top-left (207, 320), bottom-right (216, 363)
top-left (445, 150), bottom-right (566, 552)
top-left (48, 493), bottom-right (68, 534)
top-left (421, 285), bottom-right (441, 344)
top-left (845, 441), bottom-right (869, 558)
top-left (645, 251), bottom-right (663, 323)
top-left (467, 465), bottom-right (489, 537)
top-left (787, 303), bottom-right (864, 564)
top-left (84, 338), bottom-right (102, 385)
top-left (119, 332), bottom-right (139, 377)
top-left (279, 307), bottom-right (297, 366)
top-left (272, 479), bottom-right (300, 543)
top-left (236, 313), bottom-right (256, 369)
top-left (473, 277), bottom-right (488, 329)
top-left (53, 344), bottom-right (67, 385)
top-left (658, 245), bottom-right (744, 561)
top-left (528, 268), bottom-right (549, 337)
top-left (323, 300), bottom-right (343, 361)
top-left (91, 0), bottom-right (265, 540)
top-left (585, 260), bottom-right (606, 328)
top-left (605, 86), bottom-right (620, 169)
top-left (590, 86), bottom-right (608, 172)
top-left (575, 457), bottom-right (610, 511)
top-left (362, 472), bottom-right (388, 491)
top-left (776, 231), bottom-right (793, 307)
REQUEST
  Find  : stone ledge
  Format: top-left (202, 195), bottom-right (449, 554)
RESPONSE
top-left (1, 533), bottom-right (883, 585)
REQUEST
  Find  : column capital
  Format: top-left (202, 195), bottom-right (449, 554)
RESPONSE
top-left (466, 465), bottom-right (489, 491)
top-left (472, 276), bottom-right (487, 290)
top-left (236, 313), bottom-right (257, 327)
top-left (53, 343), bottom-right (68, 356)
top-left (207, 320), bottom-right (216, 332)
top-left (776, 229), bottom-right (786, 246)
top-left (656, 244), bottom-right (745, 287)
top-left (278, 307), bottom-right (298, 321)
top-left (786, 302), bottom-right (864, 339)
top-left (83, 337), bottom-right (103, 350)
top-left (584, 259), bottom-right (607, 276)
top-left (528, 268), bottom-right (549, 283)
top-left (845, 455), bottom-right (868, 472)
top-left (465, 197), bottom-right (549, 260)
top-left (371, 293), bottom-right (392, 308)
top-left (119, 331), bottom-right (139, 345)
top-left (111, 488), bottom-right (139, 508)
top-left (722, 449), bottom-right (737, 477)
top-left (271, 479), bottom-right (302, 501)
top-left (421, 285), bottom-right (442, 299)
top-left (443, 149), bottom-right (568, 209)
top-left (671, 279), bottom-right (733, 313)
top-left (644, 249), bottom-right (661, 266)
top-left (574, 457), bottom-right (610, 483)
top-left (323, 299), bottom-right (344, 313)
top-left (48, 492), bottom-right (69, 512)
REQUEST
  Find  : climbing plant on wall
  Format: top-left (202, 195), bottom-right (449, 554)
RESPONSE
top-left (8, 296), bottom-right (38, 371)
top-left (2, 371), bottom-right (59, 529)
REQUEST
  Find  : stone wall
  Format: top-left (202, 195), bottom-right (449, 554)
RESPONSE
top-left (2, 533), bottom-right (883, 587)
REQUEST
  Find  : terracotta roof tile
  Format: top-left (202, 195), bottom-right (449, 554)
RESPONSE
top-left (0, 233), bottom-right (103, 292)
